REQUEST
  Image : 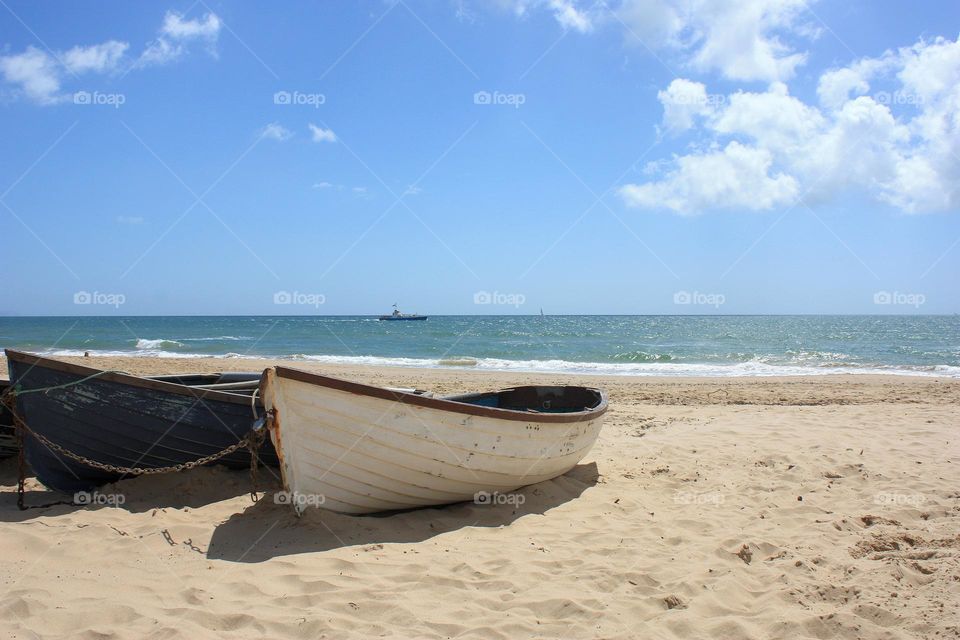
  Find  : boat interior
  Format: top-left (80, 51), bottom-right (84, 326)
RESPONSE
top-left (146, 372), bottom-right (262, 392)
top-left (443, 386), bottom-right (604, 414)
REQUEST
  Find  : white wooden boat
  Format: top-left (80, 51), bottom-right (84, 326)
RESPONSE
top-left (260, 366), bottom-right (608, 515)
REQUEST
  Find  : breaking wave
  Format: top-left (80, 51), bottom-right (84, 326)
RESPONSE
top-left (135, 338), bottom-right (184, 350)
top-left (33, 349), bottom-right (960, 378)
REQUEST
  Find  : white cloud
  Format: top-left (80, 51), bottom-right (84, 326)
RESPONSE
top-left (63, 41), bottom-right (128, 74)
top-left (0, 46), bottom-right (62, 103)
top-left (312, 181), bottom-right (335, 189)
top-left (308, 124), bottom-right (337, 143)
top-left (260, 123), bottom-right (292, 141)
top-left (403, 185), bottom-right (423, 196)
top-left (137, 11), bottom-right (222, 67)
top-left (712, 82), bottom-right (824, 153)
top-left (504, 0), bottom-right (816, 82)
top-left (116, 215), bottom-right (145, 224)
top-left (619, 141), bottom-right (799, 214)
top-left (792, 96), bottom-right (909, 204)
top-left (685, 0), bottom-right (811, 82)
top-left (657, 78), bottom-right (713, 133)
top-left (161, 12), bottom-right (222, 40)
top-left (1, 11), bottom-right (222, 103)
top-left (351, 186), bottom-right (373, 199)
top-left (499, 0), bottom-right (595, 33)
top-left (0, 41), bottom-right (128, 104)
top-left (546, 0), bottom-right (593, 33)
top-left (138, 38), bottom-right (184, 67)
top-left (621, 35), bottom-right (960, 215)
top-left (816, 55), bottom-right (896, 111)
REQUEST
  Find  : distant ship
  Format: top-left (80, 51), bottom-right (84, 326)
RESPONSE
top-left (378, 304), bottom-right (428, 321)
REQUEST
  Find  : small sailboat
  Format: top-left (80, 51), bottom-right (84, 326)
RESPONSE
top-left (261, 366), bottom-right (608, 515)
top-left (5, 350), bottom-right (279, 493)
top-left (378, 303), bottom-right (427, 321)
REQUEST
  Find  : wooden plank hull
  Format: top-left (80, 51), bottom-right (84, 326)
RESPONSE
top-left (5, 350), bottom-right (279, 494)
top-left (261, 367), bottom-right (607, 515)
top-left (0, 381), bottom-right (16, 459)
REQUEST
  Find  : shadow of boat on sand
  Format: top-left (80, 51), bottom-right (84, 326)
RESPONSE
top-left (207, 462), bottom-right (599, 563)
top-left (0, 461), bottom-right (284, 523)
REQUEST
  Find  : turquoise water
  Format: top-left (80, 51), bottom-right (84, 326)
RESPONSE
top-left (1, 315), bottom-right (958, 377)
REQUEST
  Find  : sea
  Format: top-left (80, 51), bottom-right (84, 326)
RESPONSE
top-left (1, 315), bottom-right (958, 378)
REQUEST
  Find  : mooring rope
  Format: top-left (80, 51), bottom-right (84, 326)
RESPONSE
top-left (250, 386), bottom-right (261, 420)
top-left (4, 369), bottom-right (131, 398)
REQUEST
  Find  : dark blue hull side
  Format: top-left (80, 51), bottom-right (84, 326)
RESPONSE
top-left (0, 381), bottom-right (15, 458)
top-left (7, 353), bottom-right (278, 494)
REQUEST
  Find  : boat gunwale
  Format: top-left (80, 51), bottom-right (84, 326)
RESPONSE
top-left (271, 366), bottom-right (608, 423)
top-left (5, 349), bottom-right (256, 406)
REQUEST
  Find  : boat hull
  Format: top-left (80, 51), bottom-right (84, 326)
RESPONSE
top-left (5, 351), bottom-right (278, 494)
top-left (261, 367), bottom-right (607, 515)
top-left (0, 381), bottom-right (15, 459)
top-left (377, 316), bottom-right (428, 321)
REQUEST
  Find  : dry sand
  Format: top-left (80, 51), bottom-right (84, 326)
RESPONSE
top-left (1, 355), bottom-right (958, 639)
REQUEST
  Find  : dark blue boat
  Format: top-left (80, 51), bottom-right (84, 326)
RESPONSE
top-left (378, 304), bottom-right (428, 321)
top-left (5, 350), bottom-right (278, 493)
top-left (0, 379), bottom-right (15, 458)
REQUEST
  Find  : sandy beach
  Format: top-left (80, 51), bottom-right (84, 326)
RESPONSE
top-left (1, 355), bottom-right (958, 639)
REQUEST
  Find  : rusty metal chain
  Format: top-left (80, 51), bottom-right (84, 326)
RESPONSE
top-left (4, 393), bottom-right (77, 510)
top-left (17, 415), bottom-right (255, 476)
top-left (246, 417), bottom-right (267, 502)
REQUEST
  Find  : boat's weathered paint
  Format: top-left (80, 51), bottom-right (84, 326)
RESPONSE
top-left (5, 350), bottom-right (278, 493)
top-left (261, 366), bottom-right (607, 515)
top-left (0, 380), bottom-right (16, 459)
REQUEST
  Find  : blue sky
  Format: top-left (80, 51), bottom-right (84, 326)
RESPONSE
top-left (1, 0), bottom-right (958, 315)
